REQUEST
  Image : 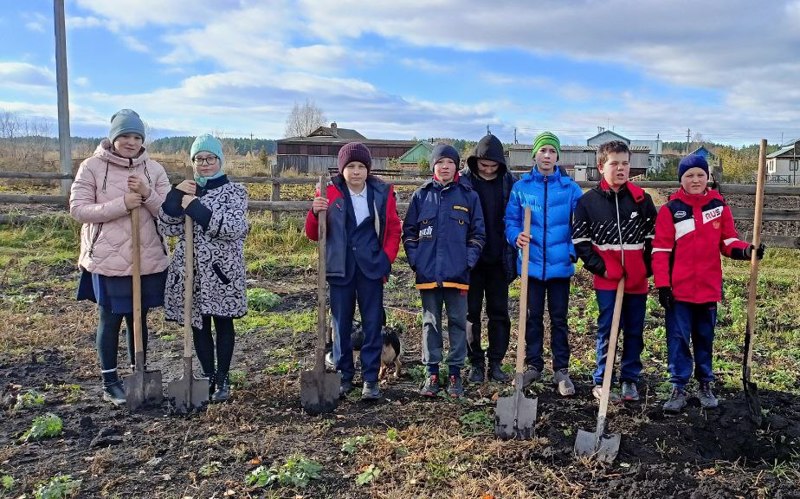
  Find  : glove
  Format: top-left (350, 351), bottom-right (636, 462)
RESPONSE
top-left (744, 243), bottom-right (766, 260)
top-left (658, 287), bottom-right (674, 310)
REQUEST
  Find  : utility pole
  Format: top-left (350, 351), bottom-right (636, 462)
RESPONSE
top-left (486, 124), bottom-right (490, 135)
top-left (514, 127), bottom-right (518, 144)
top-left (686, 128), bottom-right (691, 154)
top-left (54, 0), bottom-right (72, 194)
top-left (250, 133), bottom-right (254, 157)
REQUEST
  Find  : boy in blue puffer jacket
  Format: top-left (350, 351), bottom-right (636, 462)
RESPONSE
top-left (505, 131), bottom-right (583, 396)
top-left (403, 144), bottom-right (486, 399)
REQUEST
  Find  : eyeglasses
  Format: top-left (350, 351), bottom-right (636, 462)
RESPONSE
top-left (194, 156), bottom-right (218, 165)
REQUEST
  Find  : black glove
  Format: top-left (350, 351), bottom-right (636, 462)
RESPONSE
top-left (658, 287), bottom-right (674, 310)
top-left (744, 243), bottom-right (766, 260)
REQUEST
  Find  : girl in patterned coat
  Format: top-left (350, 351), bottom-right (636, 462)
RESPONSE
top-left (159, 134), bottom-right (249, 402)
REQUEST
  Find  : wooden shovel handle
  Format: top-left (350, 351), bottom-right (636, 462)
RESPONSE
top-left (131, 207), bottom-right (143, 358)
top-left (514, 207), bottom-right (532, 374)
top-left (744, 139), bottom-right (767, 370)
top-left (183, 212), bottom-right (194, 357)
top-left (316, 175), bottom-right (328, 371)
top-left (597, 278), bottom-right (625, 421)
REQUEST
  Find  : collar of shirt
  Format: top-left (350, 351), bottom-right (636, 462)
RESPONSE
top-left (348, 187), bottom-right (367, 198)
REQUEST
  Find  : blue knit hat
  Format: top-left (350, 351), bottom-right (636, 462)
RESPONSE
top-left (678, 154), bottom-right (708, 181)
top-left (430, 143), bottom-right (460, 167)
top-left (109, 109), bottom-right (145, 142)
top-left (190, 134), bottom-right (224, 170)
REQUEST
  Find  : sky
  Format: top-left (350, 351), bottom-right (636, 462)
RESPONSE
top-left (1, 0), bottom-right (799, 147)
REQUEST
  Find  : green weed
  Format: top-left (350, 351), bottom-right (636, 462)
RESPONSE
top-left (33, 474), bottom-right (81, 499)
top-left (14, 389), bottom-right (45, 410)
top-left (246, 454), bottom-right (322, 489)
top-left (247, 288), bottom-right (282, 312)
top-left (341, 435), bottom-right (371, 455)
top-left (198, 461), bottom-right (222, 477)
top-left (20, 413), bottom-right (63, 442)
top-left (355, 464), bottom-right (381, 486)
top-left (459, 409), bottom-right (493, 436)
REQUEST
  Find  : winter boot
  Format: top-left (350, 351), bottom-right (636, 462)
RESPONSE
top-left (101, 370), bottom-right (126, 406)
top-left (663, 386), bottom-right (688, 413)
top-left (211, 372), bottom-right (231, 403)
top-left (621, 381), bottom-right (640, 401)
top-left (447, 375), bottom-right (465, 398)
top-left (488, 362), bottom-right (510, 382)
top-left (521, 365), bottom-right (541, 386)
top-left (203, 372), bottom-right (216, 400)
top-left (468, 364), bottom-right (485, 384)
top-left (698, 382), bottom-right (719, 408)
top-left (361, 381), bottom-right (381, 401)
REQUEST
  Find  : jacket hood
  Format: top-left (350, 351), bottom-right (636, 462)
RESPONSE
top-left (93, 138), bottom-right (150, 168)
top-left (466, 134), bottom-right (507, 175)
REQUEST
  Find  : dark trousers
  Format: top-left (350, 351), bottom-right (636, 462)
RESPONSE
top-left (192, 315), bottom-right (236, 377)
top-left (525, 277), bottom-right (571, 371)
top-left (421, 287), bottom-right (468, 376)
top-left (666, 301), bottom-right (717, 388)
top-left (467, 261), bottom-right (511, 367)
top-left (330, 266), bottom-right (384, 383)
top-left (97, 305), bottom-right (148, 373)
top-left (593, 290), bottom-right (647, 385)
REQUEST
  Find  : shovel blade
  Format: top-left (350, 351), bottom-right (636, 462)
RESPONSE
top-left (123, 369), bottom-right (163, 411)
top-left (744, 380), bottom-right (763, 426)
top-left (167, 375), bottom-right (210, 413)
top-left (494, 388), bottom-right (537, 440)
top-left (300, 369), bottom-right (341, 415)
top-left (574, 429), bottom-right (621, 463)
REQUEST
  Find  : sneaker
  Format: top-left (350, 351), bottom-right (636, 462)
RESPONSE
top-left (102, 381), bottom-right (126, 406)
top-left (592, 385), bottom-right (620, 403)
top-left (447, 375), bottom-right (464, 398)
top-left (621, 381), bottom-right (640, 401)
top-left (521, 365), bottom-right (541, 386)
top-left (553, 369), bottom-right (575, 396)
top-left (361, 381), bottom-right (381, 401)
top-left (698, 382), bottom-right (718, 408)
top-left (488, 362), bottom-right (510, 382)
top-left (663, 386), bottom-right (688, 413)
top-left (340, 379), bottom-right (354, 398)
top-left (420, 374), bottom-right (440, 397)
top-left (468, 365), bottom-right (485, 384)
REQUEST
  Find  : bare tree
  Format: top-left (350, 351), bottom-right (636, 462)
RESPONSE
top-left (284, 99), bottom-right (326, 138)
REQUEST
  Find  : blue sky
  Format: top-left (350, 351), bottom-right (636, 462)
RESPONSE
top-left (1, 0), bottom-right (799, 146)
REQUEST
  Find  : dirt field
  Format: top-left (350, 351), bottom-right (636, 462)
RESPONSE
top-left (2, 251), bottom-right (799, 498)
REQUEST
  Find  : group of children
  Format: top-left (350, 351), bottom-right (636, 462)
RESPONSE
top-left (311, 133), bottom-right (764, 412)
top-left (70, 109), bottom-right (249, 407)
top-left (70, 112), bottom-right (762, 413)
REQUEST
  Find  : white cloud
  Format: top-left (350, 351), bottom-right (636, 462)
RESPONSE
top-left (74, 77), bottom-right (91, 87)
top-left (0, 63), bottom-right (55, 89)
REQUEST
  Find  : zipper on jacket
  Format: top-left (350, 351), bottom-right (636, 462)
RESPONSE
top-left (614, 191), bottom-right (625, 268)
top-left (88, 223), bottom-right (103, 257)
top-left (542, 175), bottom-right (548, 280)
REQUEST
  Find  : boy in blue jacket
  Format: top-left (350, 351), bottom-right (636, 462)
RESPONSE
top-left (505, 132), bottom-right (584, 396)
top-left (403, 144), bottom-right (486, 398)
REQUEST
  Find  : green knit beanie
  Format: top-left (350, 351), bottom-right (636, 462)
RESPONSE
top-left (531, 131), bottom-right (561, 160)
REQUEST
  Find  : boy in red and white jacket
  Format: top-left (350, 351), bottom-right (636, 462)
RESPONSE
top-left (652, 154), bottom-right (764, 413)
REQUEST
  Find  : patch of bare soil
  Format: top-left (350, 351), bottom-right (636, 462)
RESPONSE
top-left (1, 264), bottom-right (799, 498)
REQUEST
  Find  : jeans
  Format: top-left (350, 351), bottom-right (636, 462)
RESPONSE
top-left (329, 267), bottom-right (384, 383)
top-left (421, 288), bottom-right (468, 376)
top-left (666, 301), bottom-right (717, 388)
top-left (467, 262), bottom-right (511, 366)
top-left (192, 315), bottom-right (236, 376)
top-left (592, 291), bottom-right (646, 385)
top-left (525, 277), bottom-right (571, 371)
top-left (97, 305), bottom-right (148, 372)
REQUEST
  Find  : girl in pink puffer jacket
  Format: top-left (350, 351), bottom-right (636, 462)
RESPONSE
top-left (71, 109), bottom-right (170, 406)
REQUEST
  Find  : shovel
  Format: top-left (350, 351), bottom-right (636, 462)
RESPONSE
top-left (574, 277), bottom-right (625, 463)
top-left (124, 207), bottom-right (164, 410)
top-left (300, 174), bottom-right (341, 415)
top-left (167, 204), bottom-right (210, 412)
top-left (743, 139), bottom-right (767, 426)
top-left (494, 206), bottom-right (537, 439)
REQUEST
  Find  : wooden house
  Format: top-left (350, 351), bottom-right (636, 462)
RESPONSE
top-left (766, 139), bottom-right (800, 184)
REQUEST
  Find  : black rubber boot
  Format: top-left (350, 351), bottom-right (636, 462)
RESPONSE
top-left (203, 372), bottom-right (216, 400)
top-left (211, 372), bottom-right (230, 403)
top-left (101, 370), bottom-right (126, 406)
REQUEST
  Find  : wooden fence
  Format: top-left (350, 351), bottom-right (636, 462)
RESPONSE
top-left (1, 171), bottom-right (799, 248)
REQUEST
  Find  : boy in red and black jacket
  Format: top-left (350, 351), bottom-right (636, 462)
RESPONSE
top-left (653, 154), bottom-right (763, 413)
top-left (572, 140), bottom-right (657, 402)
top-left (305, 142), bottom-right (402, 401)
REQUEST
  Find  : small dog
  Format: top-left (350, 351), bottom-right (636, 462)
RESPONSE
top-left (379, 327), bottom-right (402, 381)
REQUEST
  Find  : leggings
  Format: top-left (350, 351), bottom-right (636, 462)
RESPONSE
top-left (192, 315), bottom-right (236, 376)
top-left (97, 305), bottom-right (149, 372)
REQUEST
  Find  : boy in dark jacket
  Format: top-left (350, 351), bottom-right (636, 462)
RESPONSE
top-left (460, 133), bottom-right (516, 384)
top-left (305, 142), bottom-right (402, 401)
top-left (572, 140), bottom-right (657, 402)
top-left (653, 154), bottom-right (763, 413)
top-left (403, 144), bottom-right (486, 398)
top-left (505, 131), bottom-right (584, 396)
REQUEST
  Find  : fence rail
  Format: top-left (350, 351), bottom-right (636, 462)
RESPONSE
top-left (2, 171), bottom-right (799, 247)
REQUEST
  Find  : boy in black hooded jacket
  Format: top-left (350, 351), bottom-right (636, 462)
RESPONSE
top-left (459, 133), bottom-right (517, 383)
